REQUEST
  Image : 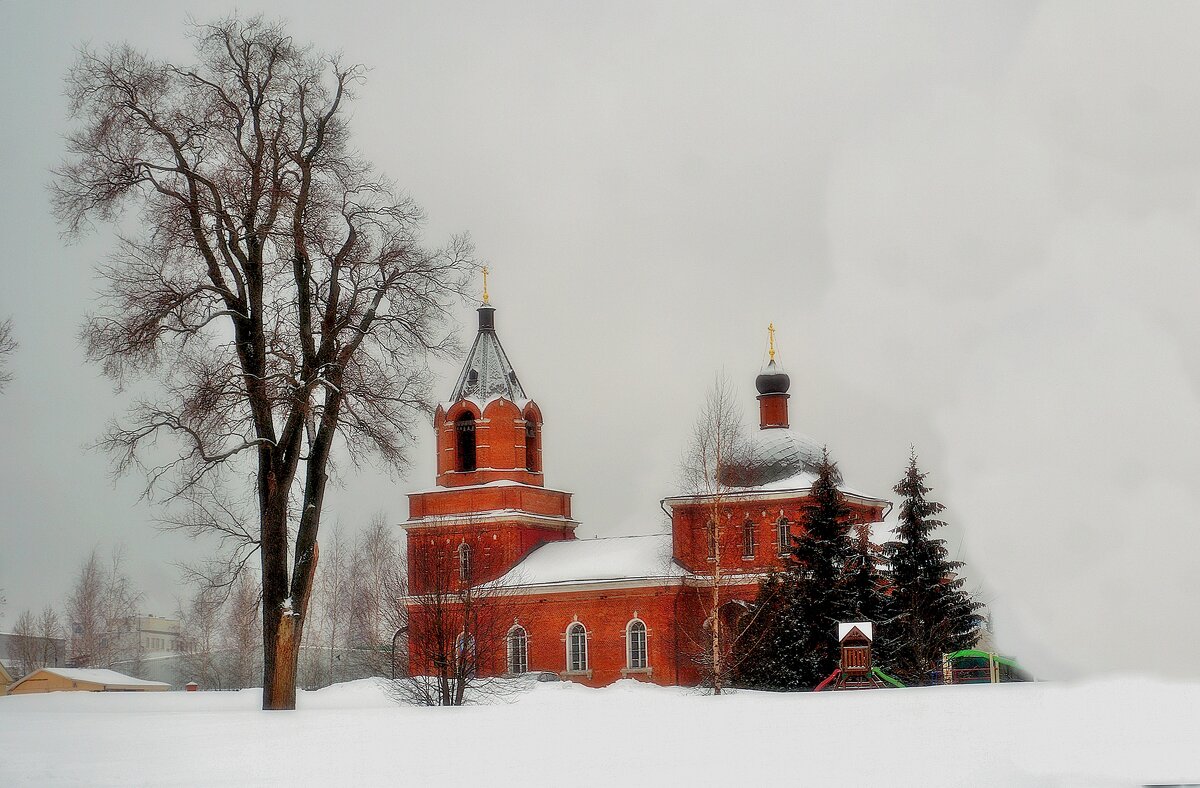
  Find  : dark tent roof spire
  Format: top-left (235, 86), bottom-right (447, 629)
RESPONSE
top-left (449, 272), bottom-right (527, 404)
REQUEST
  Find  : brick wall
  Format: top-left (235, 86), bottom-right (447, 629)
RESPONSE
top-left (670, 497), bottom-right (886, 575)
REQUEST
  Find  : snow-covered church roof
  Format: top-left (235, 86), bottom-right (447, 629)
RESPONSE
top-left (741, 428), bottom-right (829, 486)
top-left (490, 533), bottom-right (685, 589)
top-left (448, 303), bottom-right (528, 406)
top-left (667, 425), bottom-right (886, 504)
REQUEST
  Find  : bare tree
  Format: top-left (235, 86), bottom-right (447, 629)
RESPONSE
top-left (397, 533), bottom-right (519, 706)
top-left (65, 548), bottom-right (142, 668)
top-left (677, 374), bottom-right (755, 695)
top-left (53, 16), bottom-right (472, 709)
top-left (0, 318), bottom-right (15, 392)
top-left (11, 610), bottom-right (41, 676)
top-left (65, 551), bottom-right (104, 666)
top-left (222, 572), bottom-right (262, 689)
top-left (311, 523), bottom-right (352, 687)
top-left (176, 567), bottom-right (261, 689)
top-left (345, 513), bottom-right (402, 676)
top-left (178, 584), bottom-right (227, 689)
top-left (37, 606), bottom-right (64, 669)
top-left (296, 516), bottom-right (402, 686)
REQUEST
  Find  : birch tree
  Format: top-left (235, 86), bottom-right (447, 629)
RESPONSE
top-left (678, 374), bottom-right (752, 694)
top-left (64, 548), bottom-right (141, 668)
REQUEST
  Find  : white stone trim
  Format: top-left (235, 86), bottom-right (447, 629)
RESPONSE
top-left (403, 511), bottom-right (580, 531)
top-left (625, 617), bottom-right (648, 670)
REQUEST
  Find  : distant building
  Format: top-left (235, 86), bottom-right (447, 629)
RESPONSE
top-left (127, 615), bottom-right (181, 655)
top-left (0, 661), bottom-right (13, 696)
top-left (0, 631), bottom-right (67, 678)
top-left (6, 667), bottom-right (169, 694)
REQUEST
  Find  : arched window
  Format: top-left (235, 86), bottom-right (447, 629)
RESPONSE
top-left (507, 626), bottom-right (528, 674)
top-left (458, 543), bottom-right (472, 583)
top-left (455, 412), bottom-right (477, 472)
top-left (525, 419), bottom-right (539, 472)
top-left (742, 520), bottom-right (756, 559)
top-left (777, 518), bottom-right (790, 556)
top-left (567, 622), bottom-right (588, 673)
top-left (627, 619), bottom-right (648, 670)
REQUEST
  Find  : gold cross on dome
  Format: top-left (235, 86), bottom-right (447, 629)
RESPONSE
top-left (481, 265), bottom-right (490, 304)
top-left (768, 322), bottom-right (776, 361)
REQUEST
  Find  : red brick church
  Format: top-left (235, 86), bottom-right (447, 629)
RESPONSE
top-left (403, 291), bottom-right (890, 687)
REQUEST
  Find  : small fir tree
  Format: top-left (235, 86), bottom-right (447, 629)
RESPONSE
top-left (883, 452), bottom-right (984, 685)
top-left (735, 448), bottom-right (862, 689)
top-left (844, 523), bottom-right (889, 630)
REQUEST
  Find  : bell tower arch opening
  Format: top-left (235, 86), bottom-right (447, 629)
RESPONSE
top-left (455, 412), bottom-right (477, 472)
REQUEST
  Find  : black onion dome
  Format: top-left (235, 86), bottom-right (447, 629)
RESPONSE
top-left (755, 359), bottom-right (791, 395)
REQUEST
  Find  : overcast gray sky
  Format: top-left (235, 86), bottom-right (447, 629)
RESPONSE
top-left (2, 1), bottom-right (1198, 680)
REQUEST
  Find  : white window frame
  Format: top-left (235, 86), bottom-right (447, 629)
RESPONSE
top-left (566, 622), bottom-right (588, 673)
top-left (507, 625), bottom-right (529, 674)
top-left (777, 518), bottom-right (790, 556)
top-left (626, 619), bottom-right (648, 670)
top-left (742, 520), bottom-right (756, 559)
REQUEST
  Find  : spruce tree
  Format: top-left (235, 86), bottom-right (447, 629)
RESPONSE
top-left (883, 452), bottom-right (984, 685)
top-left (844, 525), bottom-right (889, 636)
top-left (735, 448), bottom-right (858, 689)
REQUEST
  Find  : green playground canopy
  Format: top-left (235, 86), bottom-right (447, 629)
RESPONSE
top-left (944, 649), bottom-right (1023, 670)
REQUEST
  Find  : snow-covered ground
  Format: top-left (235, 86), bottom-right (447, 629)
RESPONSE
top-left (2, 676), bottom-right (1198, 787)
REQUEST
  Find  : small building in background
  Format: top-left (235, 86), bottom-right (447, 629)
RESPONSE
top-left (0, 631), bottom-right (67, 679)
top-left (7, 667), bottom-right (169, 694)
top-left (0, 661), bottom-right (13, 696)
top-left (127, 615), bottom-right (182, 655)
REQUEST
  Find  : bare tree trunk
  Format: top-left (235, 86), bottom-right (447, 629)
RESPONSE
top-left (264, 542), bottom-right (317, 710)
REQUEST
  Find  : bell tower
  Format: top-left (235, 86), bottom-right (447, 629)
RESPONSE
top-left (434, 294), bottom-right (544, 488)
top-left (404, 270), bottom-right (576, 593)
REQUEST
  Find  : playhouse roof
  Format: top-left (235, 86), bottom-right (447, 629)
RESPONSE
top-left (838, 622), bottom-right (874, 642)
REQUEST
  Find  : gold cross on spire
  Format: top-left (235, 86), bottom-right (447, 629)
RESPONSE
top-left (768, 322), bottom-right (776, 361)
top-left (481, 265), bottom-right (490, 305)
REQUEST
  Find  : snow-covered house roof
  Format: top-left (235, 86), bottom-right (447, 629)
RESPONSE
top-left (838, 622), bottom-right (873, 642)
top-left (490, 533), bottom-right (686, 590)
top-left (38, 668), bottom-right (169, 687)
top-left (9, 667), bottom-right (170, 693)
top-left (448, 303), bottom-right (527, 407)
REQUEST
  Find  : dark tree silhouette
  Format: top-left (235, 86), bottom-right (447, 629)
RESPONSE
top-left (736, 449), bottom-right (860, 689)
top-left (53, 16), bottom-right (471, 709)
top-left (882, 452), bottom-right (983, 685)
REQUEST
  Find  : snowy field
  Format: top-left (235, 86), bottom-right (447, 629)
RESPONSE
top-left (2, 677), bottom-right (1199, 787)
